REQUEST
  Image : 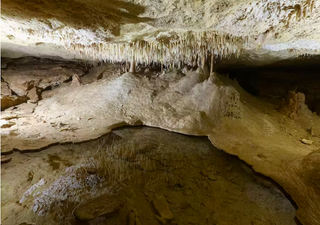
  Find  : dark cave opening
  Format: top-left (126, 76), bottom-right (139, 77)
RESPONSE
top-left (217, 63), bottom-right (320, 115)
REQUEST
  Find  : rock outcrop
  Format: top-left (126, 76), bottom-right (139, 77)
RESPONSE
top-left (1, 69), bottom-right (319, 225)
top-left (1, 81), bottom-right (28, 110)
top-left (74, 193), bottom-right (126, 221)
top-left (1, 57), bottom-right (88, 97)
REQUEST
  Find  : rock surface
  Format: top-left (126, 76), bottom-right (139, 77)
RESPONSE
top-left (26, 87), bottom-right (41, 101)
top-left (1, 95), bottom-right (28, 111)
top-left (153, 195), bottom-right (174, 220)
top-left (1, 0), bottom-right (320, 65)
top-left (301, 139), bottom-right (313, 145)
top-left (1, 69), bottom-right (320, 225)
top-left (1, 82), bottom-right (12, 96)
top-left (1, 127), bottom-right (297, 225)
top-left (1, 57), bottom-right (88, 96)
top-left (74, 193), bottom-right (126, 220)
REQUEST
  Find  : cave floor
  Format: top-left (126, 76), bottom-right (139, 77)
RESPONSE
top-left (1, 127), bottom-right (297, 225)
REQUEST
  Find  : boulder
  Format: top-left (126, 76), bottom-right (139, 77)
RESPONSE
top-left (74, 193), bottom-right (126, 220)
top-left (1, 57), bottom-right (87, 96)
top-left (41, 82), bottom-right (70, 99)
top-left (27, 87), bottom-right (41, 101)
top-left (71, 75), bottom-right (83, 86)
top-left (1, 95), bottom-right (28, 111)
top-left (1, 82), bottom-right (12, 96)
top-left (81, 64), bottom-right (119, 85)
top-left (153, 195), bottom-right (174, 221)
top-left (279, 91), bottom-right (306, 119)
top-left (301, 139), bottom-right (313, 145)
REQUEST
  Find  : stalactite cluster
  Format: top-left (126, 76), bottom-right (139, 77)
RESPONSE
top-left (1, 0), bottom-right (319, 66)
top-left (65, 31), bottom-right (248, 67)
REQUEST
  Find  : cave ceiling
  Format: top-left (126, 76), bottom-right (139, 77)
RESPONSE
top-left (1, 0), bottom-right (320, 65)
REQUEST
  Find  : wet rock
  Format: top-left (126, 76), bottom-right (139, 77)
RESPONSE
top-left (155, 215), bottom-right (167, 224)
top-left (135, 217), bottom-right (142, 225)
top-left (301, 149), bottom-right (320, 186)
top-left (153, 195), bottom-right (174, 221)
top-left (1, 95), bottom-right (28, 111)
top-left (128, 211), bottom-right (135, 225)
top-left (301, 139), bottom-right (313, 145)
top-left (310, 127), bottom-right (317, 137)
top-left (74, 193), bottom-right (126, 221)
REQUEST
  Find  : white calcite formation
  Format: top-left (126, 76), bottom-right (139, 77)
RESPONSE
top-left (1, 0), bottom-right (320, 64)
top-left (1, 69), bottom-right (320, 225)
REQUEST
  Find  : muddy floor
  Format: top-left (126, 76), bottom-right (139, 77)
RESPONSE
top-left (1, 126), bottom-right (297, 225)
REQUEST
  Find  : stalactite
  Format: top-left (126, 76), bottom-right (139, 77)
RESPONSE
top-left (210, 54), bottom-right (214, 74)
top-left (129, 50), bottom-right (136, 73)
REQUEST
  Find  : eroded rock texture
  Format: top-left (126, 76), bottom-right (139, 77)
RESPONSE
top-left (1, 127), bottom-right (297, 225)
top-left (1, 64), bottom-right (320, 225)
top-left (1, 0), bottom-right (320, 64)
top-left (1, 57), bottom-right (88, 97)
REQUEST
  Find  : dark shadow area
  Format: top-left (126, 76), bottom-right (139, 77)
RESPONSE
top-left (217, 62), bottom-right (320, 114)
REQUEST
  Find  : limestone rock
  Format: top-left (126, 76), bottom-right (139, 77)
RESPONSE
top-left (279, 91), bottom-right (306, 118)
top-left (71, 75), bottom-right (83, 86)
top-left (0, 126), bottom-right (301, 225)
top-left (128, 211), bottom-right (136, 225)
top-left (1, 82), bottom-right (12, 96)
top-left (1, 156), bottom-right (12, 164)
top-left (27, 87), bottom-right (41, 101)
top-left (2, 69), bottom-right (320, 225)
top-left (153, 195), bottom-right (174, 221)
top-left (41, 82), bottom-right (70, 99)
top-left (1, 95), bottom-right (28, 111)
top-left (74, 193), bottom-right (126, 220)
top-left (81, 64), bottom-right (117, 85)
top-left (301, 139), bottom-right (313, 145)
top-left (1, 57), bottom-right (87, 96)
top-left (301, 150), bottom-right (320, 191)
top-left (2, 0), bottom-right (320, 65)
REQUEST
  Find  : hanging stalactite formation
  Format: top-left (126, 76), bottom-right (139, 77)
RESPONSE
top-left (64, 31), bottom-right (249, 68)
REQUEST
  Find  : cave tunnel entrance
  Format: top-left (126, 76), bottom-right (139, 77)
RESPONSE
top-left (217, 61), bottom-right (320, 115)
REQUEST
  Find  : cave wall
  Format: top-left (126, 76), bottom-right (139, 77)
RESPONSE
top-left (219, 64), bottom-right (320, 114)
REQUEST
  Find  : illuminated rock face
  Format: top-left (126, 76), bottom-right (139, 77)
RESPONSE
top-left (1, 0), bottom-right (320, 64)
top-left (1, 68), bottom-right (320, 225)
top-left (1, 1), bottom-right (320, 225)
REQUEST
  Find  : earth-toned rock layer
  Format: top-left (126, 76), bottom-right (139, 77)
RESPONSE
top-left (1, 127), bottom-right (297, 225)
top-left (1, 65), bottom-right (320, 225)
top-left (2, 0), bottom-right (320, 64)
